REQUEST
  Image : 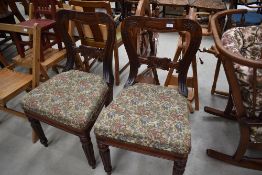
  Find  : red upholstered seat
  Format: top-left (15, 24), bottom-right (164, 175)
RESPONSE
top-left (19, 19), bottom-right (56, 30)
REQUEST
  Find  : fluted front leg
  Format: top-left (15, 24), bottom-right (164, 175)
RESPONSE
top-left (28, 117), bottom-right (48, 147)
top-left (172, 158), bottom-right (187, 175)
top-left (80, 135), bottom-right (96, 169)
top-left (98, 142), bottom-right (112, 175)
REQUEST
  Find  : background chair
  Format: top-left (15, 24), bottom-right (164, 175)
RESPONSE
top-left (0, 22), bottom-right (41, 143)
top-left (12, 1), bottom-right (67, 80)
top-left (15, 0), bottom-right (62, 60)
top-left (0, 0), bottom-right (25, 55)
top-left (209, 0), bottom-right (262, 96)
top-left (69, 0), bottom-right (129, 85)
top-left (231, 0), bottom-right (262, 25)
top-left (94, 0), bottom-right (202, 174)
top-left (22, 10), bottom-right (115, 169)
top-left (205, 9), bottom-right (262, 170)
top-left (164, 8), bottom-right (200, 112)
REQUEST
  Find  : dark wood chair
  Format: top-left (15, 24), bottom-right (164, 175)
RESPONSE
top-left (22, 10), bottom-right (115, 169)
top-left (205, 9), bottom-right (262, 170)
top-left (94, 3), bottom-right (202, 174)
top-left (0, 22), bottom-right (41, 143)
top-left (69, 0), bottom-right (129, 85)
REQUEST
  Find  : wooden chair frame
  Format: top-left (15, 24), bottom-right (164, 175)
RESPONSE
top-left (69, 0), bottom-right (129, 85)
top-left (210, 0), bottom-right (262, 96)
top-left (0, 23), bottom-right (41, 143)
top-left (164, 8), bottom-right (200, 112)
top-left (13, 2), bottom-right (67, 81)
top-left (96, 5), bottom-right (202, 174)
top-left (205, 9), bottom-right (262, 170)
top-left (23, 10), bottom-right (115, 169)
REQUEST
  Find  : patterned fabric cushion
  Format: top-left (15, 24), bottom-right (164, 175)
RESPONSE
top-left (22, 70), bottom-right (108, 130)
top-left (222, 26), bottom-right (262, 142)
top-left (94, 83), bottom-right (190, 154)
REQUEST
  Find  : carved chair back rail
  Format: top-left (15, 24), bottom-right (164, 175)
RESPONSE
top-left (122, 17), bottom-right (202, 90)
top-left (69, 0), bottom-right (129, 85)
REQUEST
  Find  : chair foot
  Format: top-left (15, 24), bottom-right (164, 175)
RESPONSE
top-left (28, 117), bottom-right (48, 147)
top-left (172, 158), bottom-right (187, 175)
top-left (98, 142), bottom-right (112, 174)
top-left (207, 149), bottom-right (262, 171)
top-left (80, 135), bottom-right (96, 169)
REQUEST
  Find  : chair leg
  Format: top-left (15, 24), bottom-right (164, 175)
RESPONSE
top-left (204, 93), bottom-right (236, 120)
top-left (233, 125), bottom-right (250, 161)
top-left (98, 142), bottom-right (112, 175)
top-left (192, 57), bottom-right (199, 110)
top-left (40, 65), bottom-right (50, 81)
top-left (0, 51), bottom-right (8, 67)
top-left (172, 158), bottom-right (187, 175)
top-left (79, 135), bottom-right (96, 169)
top-left (211, 59), bottom-right (221, 95)
top-left (28, 117), bottom-right (48, 147)
top-left (114, 46), bottom-right (120, 86)
top-left (206, 123), bottom-right (261, 170)
top-left (207, 126), bottom-right (262, 171)
top-left (53, 26), bottom-right (63, 50)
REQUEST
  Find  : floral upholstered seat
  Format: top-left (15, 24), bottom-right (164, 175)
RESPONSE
top-left (22, 70), bottom-right (108, 130)
top-left (94, 83), bottom-right (190, 154)
top-left (222, 25), bottom-right (262, 143)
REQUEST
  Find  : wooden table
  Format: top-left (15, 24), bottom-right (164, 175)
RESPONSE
top-left (190, 0), bottom-right (226, 11)
top-left (157, 0), bottom-right (188, 7)
top-left (150, 0), bottom-right (227, 9)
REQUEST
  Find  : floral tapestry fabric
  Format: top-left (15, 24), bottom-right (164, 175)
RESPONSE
top-left (222, 26), bottom-right (262, 142)
top-left (22, 70), bottom-right (108, 130)
top-left (94, 83), bottom-right (190, 154)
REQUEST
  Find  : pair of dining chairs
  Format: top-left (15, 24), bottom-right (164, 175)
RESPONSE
top-left (20, 0), bottom-right (202, 174)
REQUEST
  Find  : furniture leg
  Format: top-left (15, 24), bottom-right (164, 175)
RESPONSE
top-left (207, 126), bottom-right (261, 170)
top-left (53, 26), bottom-right (63, 50)
top-left (207, 149), bottom-right (262, 171)
top-left (40, 65), bottom-right (50, 81)
top-left (31, 129), bottom-right (39, 143)
top-left (80, 135), bottom-right (96, 169)
top-left (211, 59), bottom-right (221, 94)
top-left (172, 158), bottom-right (187, 175)
top-left (28, 117), bottom-right (48, 147)
top-left (204, 93), bottom-right (235, 120)
top-left (21, 0), bottom-right (29, 15)
top-left (98, 142), bottom-right (112, 175)
top-left (0, 51), bottom-right (8, 67)
top-left (164, 37), bottom-right (183, 86)
top-left (192, 57), bottom-right (199, 110)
